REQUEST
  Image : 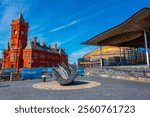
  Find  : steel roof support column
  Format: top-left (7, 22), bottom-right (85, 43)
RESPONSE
top-left (100, 47), bottom-right (103, 67)
top-left (120, 47), bottom-right (122, 65)
top-left (144, 30), bottom-right (149, 68)
top-left (123, 48), bottom-right (126, 65)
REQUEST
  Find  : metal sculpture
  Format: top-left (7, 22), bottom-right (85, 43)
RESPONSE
top-left (53, 63), bottom-right (77, 85)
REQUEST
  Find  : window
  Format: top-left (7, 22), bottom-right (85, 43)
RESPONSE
top-left (10, 53), bottom-right (14, 61)
top-left (40, 54), bottom-right (45, 58)
top-left (14, 30), bottom-right (17, 35)
top-left (34, 53), bottom-right (38, 59)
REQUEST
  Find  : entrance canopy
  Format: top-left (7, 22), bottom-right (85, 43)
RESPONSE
top-left (82, 8), bottom-right (150, 48)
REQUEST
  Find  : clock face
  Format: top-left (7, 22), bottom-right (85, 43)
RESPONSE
top-left (21, 31), bottom-right (24, 35)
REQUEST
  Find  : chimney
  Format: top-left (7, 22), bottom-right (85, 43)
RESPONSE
top-left (42, 42), bottom-right (45, 46)
top-left (34, 37), bottom-right (37, 44)
top-left (54, 43), bottom-right (57, 50)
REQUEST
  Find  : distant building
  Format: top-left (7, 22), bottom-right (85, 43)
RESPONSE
top-left (81, 8), bottom-right (150, 67)
top-left (2, 12), bottom-right (68, 71)
top-left (79, 46), bottom-right (148, 67)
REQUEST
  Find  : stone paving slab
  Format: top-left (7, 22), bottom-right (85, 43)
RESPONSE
top-left (0, 76), bottom-right (150, 100)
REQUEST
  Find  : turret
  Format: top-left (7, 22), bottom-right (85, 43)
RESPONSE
top-left (5, 41), bottom-right (10, 50)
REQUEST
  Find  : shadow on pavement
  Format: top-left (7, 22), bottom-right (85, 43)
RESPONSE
top-left (0, 85), bottom-right (11, 88)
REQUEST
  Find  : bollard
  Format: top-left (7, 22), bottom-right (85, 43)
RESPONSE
top-left (10, 72), bottom-right (12, 81)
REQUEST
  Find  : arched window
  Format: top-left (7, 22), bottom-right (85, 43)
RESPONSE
top-left (14, 30), bottom-right (17, 35)
top-left (11, 64), bottom-right (14, 68)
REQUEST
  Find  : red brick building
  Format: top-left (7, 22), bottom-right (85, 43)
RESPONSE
top-left (2, 13), bottom-right (68, 71)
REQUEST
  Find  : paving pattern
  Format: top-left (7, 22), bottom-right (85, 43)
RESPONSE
top-left (0, 76), bottom-right (150, 100)
top-left (32, 80), bottom-right (101, 90)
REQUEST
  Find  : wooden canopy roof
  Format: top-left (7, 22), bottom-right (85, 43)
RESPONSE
top-left (82, 8), bottom-right (150, 47)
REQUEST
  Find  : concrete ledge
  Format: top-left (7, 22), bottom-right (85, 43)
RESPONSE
top-left (97, 74), bottom-right (150, 83)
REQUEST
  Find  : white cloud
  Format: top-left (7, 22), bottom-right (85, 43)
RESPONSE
top-left (0, 0), bottom-right (31, 50)
top-left (38, 27), bottom-right (44, 31)
top-left (28, 24), bottom-right (47, 41)
top-left (65, 0), bottom-right (115, 22)
top-left (49, 19), bottom-right (80, 33)
top-left (29, 25), bottom-right (44, 39)
top-left (29, 25), bottom-right (41, 31)
top-left (0, 0), bottom-right (30, 40)
top-left (50, 35), bottom-right (80, 47)
top-left (0, 0), bottom-right (30, 30)
top-left (49, 29), bottom-right (91, 48)
top-left (0, 4), bottom-right (19, 51)
top-left (69, 46), bottom-right (98, 64)
top-left (59, 35), bottom-right (78, 45)
top-left (31, 19), bottom-right (81, 38)
top-left (0, 6), bottom-right (17, 31)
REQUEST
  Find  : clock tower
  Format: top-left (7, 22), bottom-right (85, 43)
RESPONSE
top-left (9, 12), bottom-right (28, 71)
top-left (11, 12), bottom-right (28, 50)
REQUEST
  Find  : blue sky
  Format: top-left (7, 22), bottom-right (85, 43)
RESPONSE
top-left (0, 0), bottom-right (150, 63)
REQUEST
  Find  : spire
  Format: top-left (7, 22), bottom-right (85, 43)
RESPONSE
top-left (5, 41), bottom-right (10, 50)
top-left (18, 11), bottom-right (24, 21)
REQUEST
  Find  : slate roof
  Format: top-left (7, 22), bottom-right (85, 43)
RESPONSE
top-left (25, 41), bottom-right (43, 50)
top-left (25, 41), bottom-right (64, 54)
top-left (18, 12), bottom-right (24, 21)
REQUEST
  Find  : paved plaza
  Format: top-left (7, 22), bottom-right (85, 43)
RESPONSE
top-left (0, 76), bottom-right (150, 100)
